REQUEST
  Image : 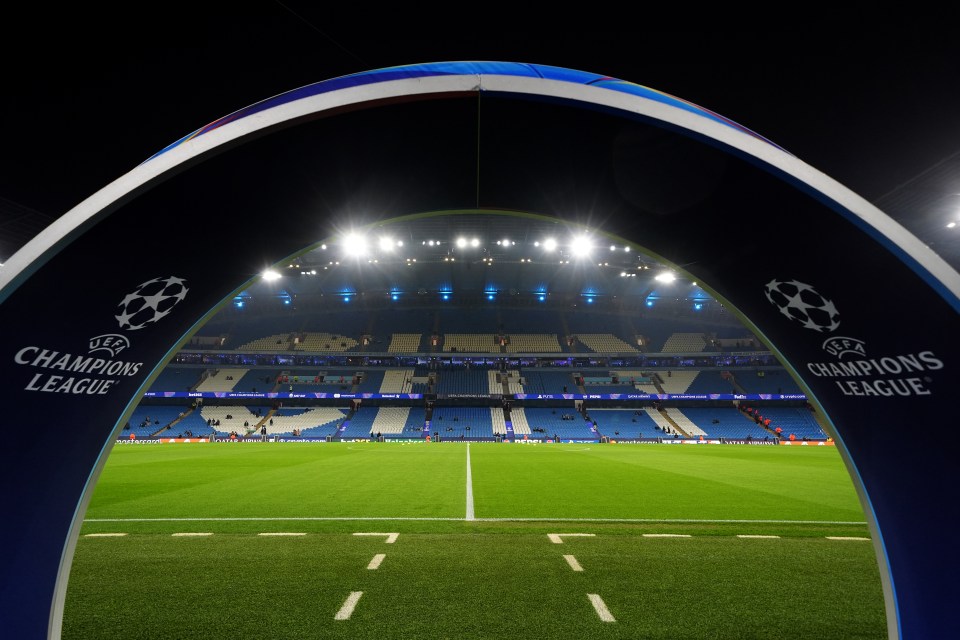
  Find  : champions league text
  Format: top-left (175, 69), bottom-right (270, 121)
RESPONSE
top-left (805, 350), bottom-right (943, 397)
top-left (14, 346), bottom-right (143, 395)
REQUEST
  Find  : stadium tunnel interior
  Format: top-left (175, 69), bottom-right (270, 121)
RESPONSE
top-left (1, 62), bottom-right (958, 639)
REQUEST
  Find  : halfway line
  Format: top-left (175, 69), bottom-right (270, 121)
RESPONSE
top-left (465, 442), bottom-right (475, 521)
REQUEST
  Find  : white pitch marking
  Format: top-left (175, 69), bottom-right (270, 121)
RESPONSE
top-left (465, 442), bottom-right (475, 521)
top-left (587, 593), bottom-right (616, 622)
top-left (172, 532), bottom-right (213, 537)
top-left (258, 532), bottom-right (306, 536)
top-left (737, 534), bottom-right (780, 539)
top-left (548, 533), bottom-right (596, 544)
top-left (826, 536), bottom-right (871, 541)
top-left (367, 553), bottom-right (386, 570)
top-left (353, 532), bottom-right (399, 544)
top-left (334, 591), bottom-right (363, 620)
top-left (642, 534), bottom-right (691, 538)
top-left (563, 554), bottom-right (584, 571)
top-left (84, 533), bottom-right (127, 537)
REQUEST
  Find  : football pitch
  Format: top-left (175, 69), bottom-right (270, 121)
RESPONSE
top-left (63, 441), bottom-right (887, 639)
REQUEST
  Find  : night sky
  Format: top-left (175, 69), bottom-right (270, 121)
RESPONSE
top-left (3, 11), bottom-right (959, 267)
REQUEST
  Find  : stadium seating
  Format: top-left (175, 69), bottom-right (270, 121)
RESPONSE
top-left (661, 332), bottom-right (707, 352)
top-left (195, 369), bottom-right (250, 392)
top-left (517, 408), bottom-right (598, 440)
top-left (267, 407), bottom-right (349, 437)
top-left (434, 369), bottom-right (489, 395)
top-left (750, 407), bottom-right (826, 440)
top-left (380, 369), bottom-right (415, 393)
top-left (502, 334), bottom-right (563, 353)
top-left (292, 332), bottom-right (360, 352)
top-left (573, 333), bottom-right (638, 353)
top-left (662, 408), bottom-right (707, 436)
top-left (428, 406), bottom-right (495, 440)
top-left (387, 334), bottom-right (423, 353)
top-left (669, 407), bottom-right (770, 440)
top-left (589, 408), bottom-right (660, 439)
top-left (657, 370), bottom-right (699, 394)
top-left (147, 368), bottom-right (203, 393)
top-left (442, 334), bottom-right (501, 353)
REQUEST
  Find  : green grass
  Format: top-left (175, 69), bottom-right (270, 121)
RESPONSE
top-left (63, 441), bottom-right (887, 639)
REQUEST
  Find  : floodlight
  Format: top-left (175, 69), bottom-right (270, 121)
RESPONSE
top-left (343, 232), bottom-right (368, 257)
top-left (570, 235), bottom-right (592, 257)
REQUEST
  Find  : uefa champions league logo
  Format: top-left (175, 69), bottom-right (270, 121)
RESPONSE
top-left (764, 279), bottom-right (840, 333)
top-left (115, 276), bottom-right (189, 331)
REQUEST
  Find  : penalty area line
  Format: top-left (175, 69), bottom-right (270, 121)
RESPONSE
top-left (353, 532), bottom-right (399, 543)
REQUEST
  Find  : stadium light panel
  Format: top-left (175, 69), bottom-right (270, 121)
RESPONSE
top-left (261, 269), bottom-right (281, 281)
top-left (655, 272), bottom-right (676, 283)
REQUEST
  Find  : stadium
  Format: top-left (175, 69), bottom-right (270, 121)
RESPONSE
top-left (3, 61), bottom-right (957, 639)
top-left (68, 213), bottom-right (882, 639)
top-left (129, 212), bottom-right (824, 447)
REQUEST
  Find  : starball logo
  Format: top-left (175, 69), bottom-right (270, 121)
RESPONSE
top-left (13, 276), bottom-right (188, 396)
top-left (764, 278), bottom-right (942, 397)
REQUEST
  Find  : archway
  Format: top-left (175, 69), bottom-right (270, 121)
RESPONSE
top-left (1, 62), bottom-right (956, 640)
